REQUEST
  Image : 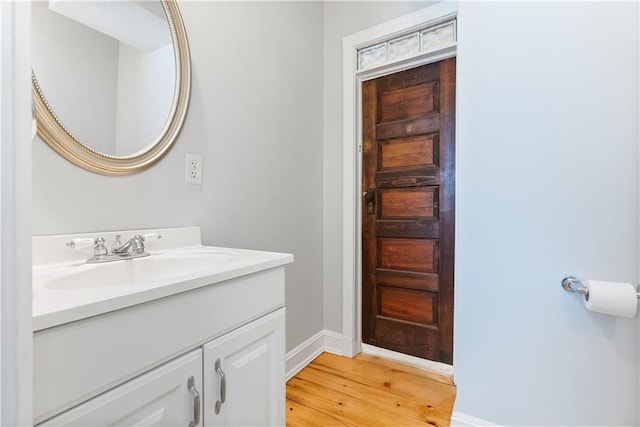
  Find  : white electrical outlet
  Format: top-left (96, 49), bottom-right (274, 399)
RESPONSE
top-left (185, 153), bottom-right (203, 185)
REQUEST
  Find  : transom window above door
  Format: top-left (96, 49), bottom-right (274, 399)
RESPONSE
top-left (357, 20), bottom-right (456, 70)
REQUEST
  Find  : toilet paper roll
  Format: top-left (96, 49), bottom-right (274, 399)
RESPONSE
top-left (585, 280), bottom-right (637, 319)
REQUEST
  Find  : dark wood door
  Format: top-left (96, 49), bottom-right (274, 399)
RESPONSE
top-left (362, 59), bottom-right (455, 364)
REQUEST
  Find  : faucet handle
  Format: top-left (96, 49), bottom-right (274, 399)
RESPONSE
top-left (93, 237), bottom-right (108, 256)
top-left (67, 237), bottom-right (108, 257)
top-left (141, 233), bottom-right (162, 242)
top-left (67, 238), bottom-right (97, 249)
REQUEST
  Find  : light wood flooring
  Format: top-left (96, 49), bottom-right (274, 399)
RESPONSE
top-left (286, 352), bottom-right (456, 427)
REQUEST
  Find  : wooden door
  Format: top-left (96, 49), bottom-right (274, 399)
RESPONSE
top-left (362, 59), bottom-right (455, 364)
top-left (203, 308), bottom-right (285, 427)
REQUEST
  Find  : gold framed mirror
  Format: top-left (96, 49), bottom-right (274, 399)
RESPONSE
top-left (32, 0), bottom-right (191, 176)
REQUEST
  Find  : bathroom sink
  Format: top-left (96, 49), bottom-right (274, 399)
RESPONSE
top-left (39, 249), bottom-right (238, 290)
top-left (32, 231), bottom-right (293, 332)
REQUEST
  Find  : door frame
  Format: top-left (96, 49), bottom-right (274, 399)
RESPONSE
top-left (0, 1), bottom-right (33, 423)
top-left (341, 2), bottom-right (458, 358)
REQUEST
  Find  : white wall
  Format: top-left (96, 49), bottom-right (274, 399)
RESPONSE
top-left (453, 1), bottom-right (639, 424)
top-left (32, 1), bottom-right (324, 353)
top-left (322, 0), bottom-right (432, 334)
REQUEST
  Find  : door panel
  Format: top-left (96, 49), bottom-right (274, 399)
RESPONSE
top-left (379, 287), bottom-right (436, 325)
top-left (362, 59), bottom-right (455, 364)
top-left (379, 135), bottom-right (436, 170)
top-left (379, 187), bottom-right (436, 219)
top-left (378, 238), bottom-right (437, 272)
top-left (379, 82), bottom-right (436, 122)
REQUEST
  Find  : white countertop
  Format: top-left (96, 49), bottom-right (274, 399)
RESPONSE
top-left (32, 227), bottom-right (293, 331)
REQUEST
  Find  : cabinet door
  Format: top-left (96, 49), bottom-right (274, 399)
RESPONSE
top-left (40, 349), bottom-right (203, 426)
top-left (203, 308), bottom-right (285, 427)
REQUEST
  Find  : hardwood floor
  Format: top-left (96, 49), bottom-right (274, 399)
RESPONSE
top-left (286, 352), bottom-right (456, 427)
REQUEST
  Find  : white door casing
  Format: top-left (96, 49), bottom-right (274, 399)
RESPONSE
top-left (0, 1), bottom-right (33, 424)
top-left (341, 2), bottom-right (458, 357)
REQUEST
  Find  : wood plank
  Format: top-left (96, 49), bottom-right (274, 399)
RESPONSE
top-left (380, 83), bottom-right (435, 123)
top-left (288, 378), bottom-right (416, 426)
top-left (376, 219), bottom-right (439, 239)
top-left (295, 366), bottom-right (447, 425)
top-left (376, 268), bottom-right (439, 292)
top-left (353, 354), bottom-right (453, 387)
top-left (376, 113), bottom-right (440, 140)
top-left (436, 58), bottom-right (456, 365)
top-left (376, 62), bottom-right (441, 93)
top-left (286, 398), bottom-right (355, 427)
top-left (379, 238), bottom-right (437, 273)
top-left (375, 317), bottom-right (440, 360)
top-left (309, 353), bottom-right (453, 410)
top-left (380, 135), bottom-right (436, 170)
top-left (362, 78), bottom-right (378, 346)
top-left (286, 353), bottom-right (456, 427)
top-left (379, 287), bottom-right (435, 324)
top-left (376, 166), bottom-right (440, 188)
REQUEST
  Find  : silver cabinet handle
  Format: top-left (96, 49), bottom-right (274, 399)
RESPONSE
top-left (214, 359), bottom-right (226, 415)
top-left (187, 376), bottom-right (200, 427)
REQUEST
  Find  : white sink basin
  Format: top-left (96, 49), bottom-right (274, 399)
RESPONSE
top-left (32, 236), bottom-right (293, 332)
top-left (40, 249), bottom-right (238, 290)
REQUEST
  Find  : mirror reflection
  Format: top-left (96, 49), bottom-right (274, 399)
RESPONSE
top-left (32, 0), bottom-right (176, 157)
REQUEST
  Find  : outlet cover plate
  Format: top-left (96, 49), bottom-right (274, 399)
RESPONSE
top-left (185, 153), bottom-right (203, 185)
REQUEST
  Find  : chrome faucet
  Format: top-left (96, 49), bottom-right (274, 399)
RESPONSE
top-left (67, 233), bottom-right (157, 263)
top-left (113, 235), bottom-right (146, 255)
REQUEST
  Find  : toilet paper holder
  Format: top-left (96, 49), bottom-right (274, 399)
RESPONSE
top-left (562, 276), bottom-right (640, 299)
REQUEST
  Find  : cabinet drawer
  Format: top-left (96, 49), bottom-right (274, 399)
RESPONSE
top-left (39, 349), bottom-right (203, 426)
top-left (34, 267), bottom-right (285, 423)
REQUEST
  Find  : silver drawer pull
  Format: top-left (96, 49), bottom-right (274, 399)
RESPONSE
top-left (214, 359), bottom-right (226, 415)
top-left (187, 376), bottom-right (200, 426)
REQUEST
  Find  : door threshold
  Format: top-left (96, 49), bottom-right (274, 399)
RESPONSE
top-left (361, 343), bottom-right (453, 378)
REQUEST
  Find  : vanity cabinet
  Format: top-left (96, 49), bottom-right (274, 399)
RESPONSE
top-left (34, 264), bottom-right (289, 426)
top-left (40, 309), bottom-right (285, 427)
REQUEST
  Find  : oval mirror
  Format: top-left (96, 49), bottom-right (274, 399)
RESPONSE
top-left (31, 0), bottom-right (190, 176)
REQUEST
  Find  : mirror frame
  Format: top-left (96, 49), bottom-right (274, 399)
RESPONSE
top-left (32, 0), bottom-right (191, 176)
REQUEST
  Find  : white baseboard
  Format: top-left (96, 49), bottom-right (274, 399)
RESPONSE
top-left (322, 330), bottom-right (346, 356)
top-left (286, 330), bottom-right (325, 381)
top-left (451, 412), bottom-right (499, 426)
top-left (361, 343), bottom-right (454, 377)
top-left (286, 329), bottom-right (347, 381)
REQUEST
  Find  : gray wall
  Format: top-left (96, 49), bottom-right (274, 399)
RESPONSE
top-left (32, 0), bottom-right (119, 154)
top-left (115, 43), bottom-right (175, 155)
top-left (322, 0), bottom-right (432, 335)
top-left (32, 1), bottom-right (324, 353)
